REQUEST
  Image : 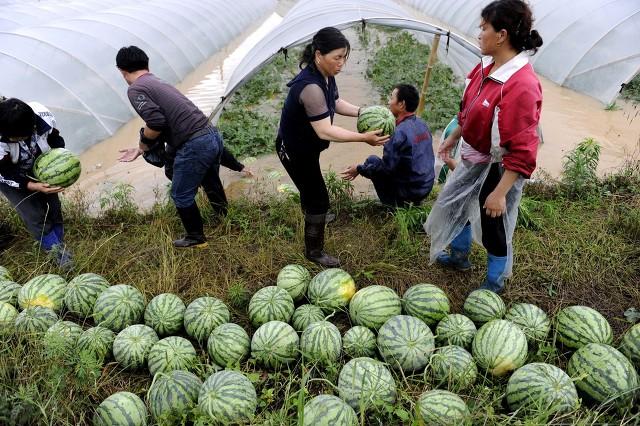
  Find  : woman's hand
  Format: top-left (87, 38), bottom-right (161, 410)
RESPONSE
top-left (483, 190), bottom-right (507, 218)
top-left (438, 135), bottom-right (458, 162)
top-left (240, 167), bottom-right (254, 178)
top-left (363, 129), bottom-right (390, 146)
top-left (118, 147), bottom-right (143, 162)
top-left (27, 181), bottom-right (64, 194)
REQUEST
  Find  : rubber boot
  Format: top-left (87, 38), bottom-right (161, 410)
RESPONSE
top-left (436, 224), bottom-right (472, 271)
top-left (304, 213), bottom-right (340, 267)
top-left (174, 203), bottom-right (208, 248)
top-left (479, 254), bottom-right (508, 293)
top-left (40, 229), bottom-right (73, 270)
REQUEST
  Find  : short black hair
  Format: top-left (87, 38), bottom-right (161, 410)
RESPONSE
top-left (393, 84), bottom-right (420, 113)
top-left (0, 98), bottom-right (35, 138)
top-left (116, 46), bottom-right (149, 72)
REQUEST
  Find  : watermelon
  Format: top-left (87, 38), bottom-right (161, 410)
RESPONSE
top-left (251, 320), bottom-right (299, 369)
top-left (33, 148), bottom-right (81, 188)
top-left (277, 264), bottom-right (311, 301)
top-left (349, 285), bottom-right (401, 330)
top-left (44, 320), bottom-right (83, 352)
top-left (14, 306), bottom-right (58, 334)
top-left (619, 323), bottom-right (640, 368)
top-left (431, 345), bottom-right (478, 391)
top-left (342, 326), bottom-right (377, 359)
top-left (377, 315), bottom-right (434, 372)
top-left (148, 336), bottom-right (198, 377)
top-left (307, 268), bottom-right (356, 313)
top-left (64, 273), bottom-right (109, 318)
top-left (463, 289), bottom-right (506, 323)
top-left (248, 286), bottom-right (294, 327)
top-left (472, 319), bottom-right (528, 376)
top-left (198, 371), bottom-right (257, 424)
top-left (300, 320), bottom-right (342, 365)
top-left (506, 362), bottom-right (579, 414)
top-left (92, 284), bottom-right (146, 332)
top-left (207, 323), bottom-right (250, 367)
top-left (505, 303), bottom-right (550, 343)
top-left (416, 390), bottom-right (470, 425)
top-left (183, 296), bottom-right (229, 343)
top-left (18, 274), bottom-right (67, 311)
top-left (292, 304), bottom-right (325, 331)
top-left (402, 283), bottom-right (450, 327)
top-left (303, 394), bottom-right (357, 426)
top-left (0, 266), bottom-right (12, 281)
top-left (435, 314), bottom-right (477, 348)
top-left (144, 293), bottom-right (185, 336)
top-left (0, 302), bottom-right (18, 330)
top-left (338, 357), bottom-right (397, 411)
top-left (567, 343), bottom-right (639, 408)
top-left (76, 326), bottom-right (115, 363)
top-left (93, 391), bottom-right (148, 426)
top-left (113, 324), bottom-right (159, 369)
top-left (357, 105), bottom-right (395, 136)
top-left (0, 280), bottom-right (21, 306)
top-left (147, 370), bottom-right (201, 424)
top-left (555, 305), bottom-right (613, 350)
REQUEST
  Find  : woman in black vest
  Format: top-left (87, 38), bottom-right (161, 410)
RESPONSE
top-left (277, 27), bottom-right (389, 267)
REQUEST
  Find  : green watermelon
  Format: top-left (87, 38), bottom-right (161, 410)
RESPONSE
top-left (207, 323), bottom-right (250, 367)
top-left (0, 302), bottom-right (18, 330)
top-left (292, 304), bottom-right (325, 331)
top-left (342, 326), bottom-right (377, 359)
top-left (619, 323), bottom-right (640, 368)
top-left (18, 274), bottom-right (67, 311)
top-left (0, 266), bottom-right (12, 281)
top-left (307, 268), bottom-right (357, 314)
top-left (357, 105), bottom-right (395, 136)
top-left (93, 284), bottom-right (146, 332)
top-left (198, 371), bottom-right (257, 424)
top-left (277, 264), bottom-right (311, 301)
top-left (147, 370), bottom-right (201, 424)
top-left (251, 320), bottom-right (299, 369)
top-left (64, 273), bottom-right (109, 318)
top-left (506, 362), bottom-right (579, 414)
top-left (33, 148), bottom-right (81, 188)
top-left (93, 391), bottom-right (148, 426)
top-left (76, 326), bottom-right (115, 363)
top-left (377, 315), bottom-right (434, 371)
top-left (183, 296), bottom-right (229, 343)
top-left (144, 293), bottom-right (185, 336)
top-left (431, 345), bottom-right (478, 391)
top-left (113, 324), bottom-right (159, 369)
top-left (44, 320), bottom-right (83, 352)
top-left (303, 394), bottom-right (357, 426)
top-left (416, 390), bottom-right (470, 425)
top-left (402, 283), bottom-right (450, 327)
top-left (300, 320), bottom-right (342, 365)
top-left (472, 319), bottom-right (528, 376)
top-left (148, 336), bottom-right (198, 377)
top-left (248, 286), bottom-right (294, 327)
top-left (435, 314), bottom-right (477, 348)
top-left (463, 289), bottom-right (506, 324)
top-left (505, 303), bottom-right (550, 343)
top-left (338, 357), bottom-right (397, 411)
top-left (14, 306), bottom-right (58, 334)
top-left (349, 285), bottom-right (401, 330)
top-left (0, 280), bottom-right (21, 306)
top-left (555, 306), bottom-right (613, 350)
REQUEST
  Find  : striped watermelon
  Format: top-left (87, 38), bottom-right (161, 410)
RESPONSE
top-left (416, 390), bottom-right (470, 425)
top-left (198, 371), bottom-right (257, 424)
top-left (555, 306), bottom-right (613, 350)
top-left (251, 320), bottom-right (299, 369)
top-left (357, 105), bottom-right (395, 136)
top-left (0, 302), bottom-right (18, 330)
top-left (0, 280), bottom-right (21, 306)
top-left (76, 326), bottom-right (115, 363)
top-left (183, 296), bottom-right (229, 343)
top-left (307, 268), bottom-right (356, 313)
top-left (44, 320), bottom-right (83, 351)
top-left (463, 289), bottom-right (506, 323)
top-left (64, 273), bottom-right (109, 318)
top-left (18, 274), bottom-right (67, 312)
top-left (207, 323), bottom-right (250, 367)
top-left (402, 283), bottom-right (450, 327)
top-left (0, 266), bottom-right (12, 281)
top-left (377, 315), bottom-right (434, 371)
top-left (14, 306), bottom-right (58, 334)
top-left (144, 293), bottom-right (186, 336)
top-left (619, 323), bottom-right (640, 368)
top-left (431, 345), bottom-right (478, 391)
top-left (277, 264), bottom-right (311, 302)
top-left (92, 284), bottom-right (146, 332)
top-left (248, 286), bottom-right (295, 327)
top-left (303, 395), bottom-right (357, 426)
top-left (338, 357), bottom-right (397, 411)
top-left (506, 362), bottom-right (579, 414)
top-left (147, 370), bottom-right (202, 424)
top-left (567, 343), bottom-right (639, 408)
top-left (505, 303), bottom-right (550, 343)
top-left (292, 304), bottom-right (325, 331)
top-left (342, 326), bottom-right (377, 359)
top-left (33, 148), bottom-right (81, 188)
top-left (349, 285), bottom-right (401, 330)
top-left (300, 320), bottom-right (342, 365)
top-left (93, 391), bottom-right (148, 426)
top-left (113, 324), bottom-right (159, 370)
top-left (472, 319), bottom-right (528, 376)
top-left (148, 336), bottom-right (198, 377)
top-left (435, 314), bottom-right (477, 348)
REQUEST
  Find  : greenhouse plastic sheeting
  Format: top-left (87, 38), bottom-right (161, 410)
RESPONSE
top-left (0, 0), bottom-right (276, 152)
top-left (401, 0), bottom-right (640, 105)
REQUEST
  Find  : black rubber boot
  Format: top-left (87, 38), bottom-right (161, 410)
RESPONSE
top-left (304, 213), bottom-right (340, 267)
top-left (174, 203), bottom-right (208, 248)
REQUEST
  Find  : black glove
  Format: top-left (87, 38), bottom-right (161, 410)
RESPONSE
top-left (140, 128), bottom-right (166, 168)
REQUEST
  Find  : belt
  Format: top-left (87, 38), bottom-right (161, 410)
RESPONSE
top-left (188, 124), bottom-right (215, 141)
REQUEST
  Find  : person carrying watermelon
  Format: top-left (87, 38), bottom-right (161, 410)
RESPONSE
top-left (424, 0), bottom-right (544, 293)
top-left (277, 27), bottom-right (389, 267)
top-left (0, 98), bottom-right (72, 268)
top-left (341, 84), bottom-right (435, 207)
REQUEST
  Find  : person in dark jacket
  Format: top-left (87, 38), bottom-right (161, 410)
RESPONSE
top-left (342, 84), bottom-right (434, 207)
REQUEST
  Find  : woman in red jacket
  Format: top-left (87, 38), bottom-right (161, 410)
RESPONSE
top-left (425, 0), bottom-right (543, 293)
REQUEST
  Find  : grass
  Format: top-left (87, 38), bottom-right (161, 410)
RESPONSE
top-left (621, 73), bottom-right (640, 103)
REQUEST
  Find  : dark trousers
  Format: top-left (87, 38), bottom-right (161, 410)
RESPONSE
top-left (0, 185), bottom-right (62, 239)
top-left (478, 163), bottom-right (507, 256)
top-left (371, 176), bottom-right (430, 208)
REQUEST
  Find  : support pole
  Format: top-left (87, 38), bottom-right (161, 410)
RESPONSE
top-left (417, 34), bottom-right (441, 116)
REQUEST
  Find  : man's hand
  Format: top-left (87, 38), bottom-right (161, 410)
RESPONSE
top-left (363, 129), bottom-right (390, 147)
top-left (118, 147), bottom-right (143, 162)
top-left (240, 167), bottom-right (254, 178)
top-left (341, 165), bottom-right (359, 181)
top-left (27, 181), bottom-right (64, 194)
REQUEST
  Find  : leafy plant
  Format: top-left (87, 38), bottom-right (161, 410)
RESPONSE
top-left (561, 137), bottom-right (601, 198)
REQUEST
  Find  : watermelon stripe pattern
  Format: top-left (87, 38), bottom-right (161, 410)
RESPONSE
top-left (416, 390), bottom-right (470, 425)
top-left (207, 323), bottom-right (250, 367)
top-left (64, 273), bottom-right (109, 318)
top-left (402, 283), bottom-right (450, 327)
top-left (148, 336), bottom-right (198, 377)
top-left (14, 306), bottom-right (58, 334)
top-left (463, 289), bottom-right (506, 324)
top-left (251, 320), bottom-right (299, 369)
top-left (0, 302), bottom-right (18, 329)
top-left (377, 315), bottom-right (435, 372)
top-left (338, 357), bottom-right (397, 411)
top-left (300, 320), bottom-right (342, 365)
top-left (18, 274), bottom-right (67, 312)
top-left (183, 297), bottom-right (229, 343)
top-left (198, 371), bottom-right (257, 424)
top-left (93, 284), bottom-right (146, 332)
top-left (431, 345), bottom-right (478, 391)
top-left (619, 323), bottom-right (640, 368)
top-left (0, 280), bottom-right (21, 306)
top-left (113, 325), bottom-right (159, 370)
top-left (292, 304), bottom-right (325, 332)
top-left (76, 326), bottom-right (115, 363)
top-left (303, 395), bottom-right (357, 426)
top-left (342, 326), bottom-right (377, 359)
top-left (33, 148), bottom-right (82, 188)
top-left (144, 293), bottom-right (186, 336)
top-left (555, 306), bottom-right (613, 350)
top-left (93, 391), bottom-right (148, 426)
top-left (307, 268), bottom-right (356, 313)
top-left (472, 319), bottom-right (528, 376)
top-left (357, 106), bottom-right (395, 136)
top-left (0, 266), bottom-right (12, 281)
top-left (349, 285), bottom-right (401, 330)
top-left (277, 264), bottom-right (310, 302)
top-left (435, 314), bottom-right (477, 348)
top-left (44, 320), bottom-right (83, 351)
top-left (505, 303), bottom-right (550, 343)
top-left (148, 370), bottom-right (202, 423)
top-left (248, 286), bottom-right (294, 327)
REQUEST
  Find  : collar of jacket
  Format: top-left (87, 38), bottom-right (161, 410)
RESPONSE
top-left (481, 51), bottom-right (530, 84)
top-left (395, 112), bottom-right (415, 126)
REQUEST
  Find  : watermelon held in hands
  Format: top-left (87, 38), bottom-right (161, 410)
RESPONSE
top-left (33, 148), bottom-right (81, 188)
top-left (357, 106), bottom-right (395, 136)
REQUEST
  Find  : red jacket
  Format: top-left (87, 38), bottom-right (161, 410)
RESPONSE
top-left (457, 53), bottom-right (542, 178)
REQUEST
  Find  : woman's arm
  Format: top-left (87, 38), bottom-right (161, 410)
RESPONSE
top-left (310, 117), bottom-right (388, 146)
top-left (335, 99), bottom-right (359, 117)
